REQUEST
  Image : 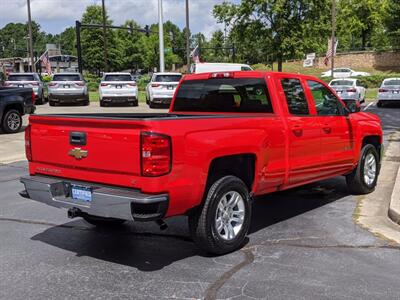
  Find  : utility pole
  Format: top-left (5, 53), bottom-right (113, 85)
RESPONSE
top-left (330, 0), bottom-right (336, 79)
top-left (158, 0), bottom-right (165, 72)
top-left (27, 0), bottom-right (35, 72)
top-left (185, 0), bottom-right (190, 70)
top-left (101, 0), bottom-right (108, 72)
top-left (75, 21), bottom-right (83, 74)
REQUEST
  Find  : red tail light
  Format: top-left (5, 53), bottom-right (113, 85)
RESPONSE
top-left (4, 82), bottom-right (11, 86)
top-left (48, 82), bottom-right (57, 87)
top-left (101, 83), bottom-right (109, 86)
top-left (128, 82), bottom-right (137, 86)
top-left (346, 88), bottom-right (356, 93)
top-left (141, 132), bottom-right (171, 177)
top-left (379, 88), bottom-right (388, 93)
top-left (30, 82), bottom-right (39, 86)
top-left (31, 91), bottom-right (36, 105)
top-left (151, 83), bottom-right (160, 88)
top-left (25, 125), bottom-right (32, 162)
top-left (75, 82), bottom-right (85, 86)
top-left (209, 72), bottom-right (234, 79)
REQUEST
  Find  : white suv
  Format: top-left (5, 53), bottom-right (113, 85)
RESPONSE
top-left (99, 73), bottom-right (138, 107)
top-left (146, 72), bottom-right (182, 108)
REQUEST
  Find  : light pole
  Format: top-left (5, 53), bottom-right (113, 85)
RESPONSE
top-left (27, 0), bottom-right (35, 72)
top-left (101, 0), bottom-right (108, 72)
top-left (330, 0), bottom-right (336, 79)
top-left (158, 0), bottom-right (165, 72)
top-left (185, 0), bottom-right (190, 70)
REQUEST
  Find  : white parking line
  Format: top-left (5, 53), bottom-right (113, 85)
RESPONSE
top-left (363, 102), bottom-right (375, 111)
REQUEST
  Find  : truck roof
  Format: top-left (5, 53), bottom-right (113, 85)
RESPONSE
top-left (182, 70), bottom-right (320, 81)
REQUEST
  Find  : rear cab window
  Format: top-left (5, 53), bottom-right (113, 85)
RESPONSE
top-left (8, 75), bottom-right (35, 81)
top-left (104, 75), bottom-right (133, 81)
top-left (173, 77), bottom-right (272, 113)
top-left (384, 79), bottom-right (400, 86)
top-left (330, 80), bottom-right (354, 86)
top-left (154, 75), bottom-right (182, 82)
top-left (52, 74), bottom-right (82, 81)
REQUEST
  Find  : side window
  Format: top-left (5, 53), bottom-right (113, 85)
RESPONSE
top-left (281, 78), bottom-right (309, 115)
top-left (307, 80), bottom-right (343, 116)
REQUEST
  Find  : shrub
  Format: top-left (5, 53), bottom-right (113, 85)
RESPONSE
top-left (137, 74), bottom-right (150, 90)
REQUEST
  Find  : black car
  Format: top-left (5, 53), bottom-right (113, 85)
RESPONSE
top-left (0, 87), bottom-right (35, 133)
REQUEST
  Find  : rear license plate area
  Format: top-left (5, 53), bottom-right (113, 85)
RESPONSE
top-left (167, 85), bottom-right (173, 90)
top-left (64, 84), bottom-right (70, 88)
top-left (116, 84), bottom-right (122, 89)
top-left (71, 185), bottom-right (92, 202)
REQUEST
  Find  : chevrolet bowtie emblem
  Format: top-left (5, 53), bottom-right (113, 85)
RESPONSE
top-left (68, 148), bottom-right (88, 160)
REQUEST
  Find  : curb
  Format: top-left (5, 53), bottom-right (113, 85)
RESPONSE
top-left (389, 165), bottom-right (400, 225)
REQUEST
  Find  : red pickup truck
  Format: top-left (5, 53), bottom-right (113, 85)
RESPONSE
top-left (20, 71), bottom-right (382, 254)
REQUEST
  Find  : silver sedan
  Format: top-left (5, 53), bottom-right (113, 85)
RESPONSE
top-left (377, 78), bottom-right (400, 107)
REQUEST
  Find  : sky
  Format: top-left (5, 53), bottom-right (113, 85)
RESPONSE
top-left (0, 0), bottom-right (236, 37)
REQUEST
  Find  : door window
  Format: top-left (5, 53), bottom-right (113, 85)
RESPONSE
top-left (307, 80), bottom-right (343, 116)
top-left (281, 78), bottom-right (309, 115)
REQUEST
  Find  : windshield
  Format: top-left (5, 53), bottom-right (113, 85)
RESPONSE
top-left (52, 74), bottom-right (81, 81)
top-left (330, 80), bottom-right (353, 86)
top-left (173, 78), bottom-right (273, 113)
top-left (154, 75), bottom-right (182, 82)
top-left (104, 74), bottom-right (132, 81)
top-left (384, 80), bottom-right (400, 86)
top-left (8, 75), bottom-right (35, 81)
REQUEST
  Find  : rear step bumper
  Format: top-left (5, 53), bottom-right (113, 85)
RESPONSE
top-left (20, 175), bottom-right (168, 222)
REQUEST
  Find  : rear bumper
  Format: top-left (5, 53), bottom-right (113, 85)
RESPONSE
top-left (20, 175), bottom-right (169, 222)
top-left (101, 96), bottom-right (138, 103)
top-left (151, 97), bottom-right (173, 104)
top-left (49, 94), bottom-right (88, 103)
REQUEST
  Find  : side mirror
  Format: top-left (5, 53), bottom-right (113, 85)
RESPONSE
top-left (343, 100), bottom-right (361, 113)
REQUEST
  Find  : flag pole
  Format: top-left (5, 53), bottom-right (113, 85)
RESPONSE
top-left (158, 0), bottom-right (165, 72)
top-left (27, 0), bottom-right (35, 72)
top-left (330, 0), bottom-right (336, 79)
top-left (185, 0), bottom-right (190, 71)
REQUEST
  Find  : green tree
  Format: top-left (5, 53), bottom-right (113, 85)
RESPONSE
top-left (336, 0), bottom-right (386, 51)
top-left (385, 0), bottom-right (400, 48)
top-left (80, 5), bottom-right (119, 73)
top-left (214, 0), bottom-right (331, 71)
top-left (58, 27), bottom-right (76, 56)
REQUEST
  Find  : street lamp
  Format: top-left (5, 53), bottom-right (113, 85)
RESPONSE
top-left (158, 0), bottom-right (165, 72)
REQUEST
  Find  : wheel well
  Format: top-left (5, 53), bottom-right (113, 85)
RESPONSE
top-left (4, 104), bottom-right (23, 116)
top-left (207, 154), bottom-right (256, 191)
top-left (362, 135), bottom-right (382, 159)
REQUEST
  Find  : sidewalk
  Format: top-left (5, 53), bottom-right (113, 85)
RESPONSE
top-left (355, 131), bottom-right (400, 244)
top-left (389, 139), bottom-right (400, 225)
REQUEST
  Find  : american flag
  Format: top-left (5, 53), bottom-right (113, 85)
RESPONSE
top-left (324, 38), bottom-right (338, 66)
top-left (39, 50), bottom-right (52, 74)
top-left (190, 45), bottom-right (200, 63)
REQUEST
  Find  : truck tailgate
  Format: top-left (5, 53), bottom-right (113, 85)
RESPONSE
top-left (29, 115), bottom-right (148, 176)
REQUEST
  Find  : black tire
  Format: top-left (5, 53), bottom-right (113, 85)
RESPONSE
top-left (49, 100), bottom-right (56, 106)
top-left (377, 101), bottom-right (383, 108)
top-left (1, 109), bottom-right (22, 134)
top-left (133, 100), bottom-right (139, 107)
top-left (82, 214), bottom-right (126, 227)
top-left (149, 102), bottom-right (156, 108)
top-left (346, 144), bottom-right (380, 195)
top-left (188, 175), bottom-right (252, 255)
top-left (82, 100), bottom-right (90, 106)
top-left (100, 100), bottom-right (106, 107)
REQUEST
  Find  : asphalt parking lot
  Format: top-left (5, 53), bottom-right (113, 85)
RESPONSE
top-left (0, 102), bottom-right (400, 299)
